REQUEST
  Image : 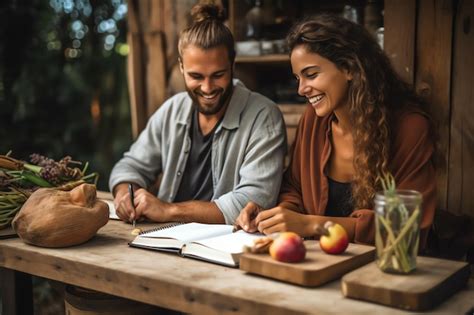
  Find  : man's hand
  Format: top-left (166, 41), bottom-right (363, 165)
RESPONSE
top-left (133, 188), bottom-right (172, 222)
top-left (114, 184), bottom-right (171, 223)
top-left (234, 202), bottom-right (264, 233)
top-left (114, 183), bottom-right (136, 223)
top-left (114, 184), bottom-right (226, 223)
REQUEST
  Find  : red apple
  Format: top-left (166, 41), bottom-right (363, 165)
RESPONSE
top-left (318, 221), bottom-right (349, 255)
top-left (269, 232), bottom-right (306, 263)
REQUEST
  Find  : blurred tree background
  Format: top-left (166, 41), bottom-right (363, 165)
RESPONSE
top-left (0, 0), bottom-right (132, 192)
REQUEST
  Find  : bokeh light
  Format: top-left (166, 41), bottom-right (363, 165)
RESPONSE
top-left (48, 0), bottom-right (127, 60)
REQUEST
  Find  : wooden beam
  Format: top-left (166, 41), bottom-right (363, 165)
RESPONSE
top-left (448, 0), bottom-right (474, 216)
top-left (415, 0), bottom-right (454, 211)
top-left (127, 0), bottom-right (147, 139)
top-left (127, 32), bottom-right (147, 139)
top-left (126, 0), bottom-right (170, 137)
top-left (146, 0), bottom-right (167, 117)
top-left (145, 31), bottom-right (167, 117)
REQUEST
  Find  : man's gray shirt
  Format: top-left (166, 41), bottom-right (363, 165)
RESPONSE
top-left (109, 80), bottom-right (287, 224)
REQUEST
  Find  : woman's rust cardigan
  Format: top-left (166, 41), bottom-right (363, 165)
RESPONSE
top-left (279, 105), bottom-right (436, 248)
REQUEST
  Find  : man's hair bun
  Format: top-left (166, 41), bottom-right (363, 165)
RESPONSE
top-left (191, 4), bottom-right (226, 23)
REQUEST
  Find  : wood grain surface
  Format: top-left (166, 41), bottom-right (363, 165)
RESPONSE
top-left (448, 0), bottom-right (474, 217)
top-left (240, 241), bottom-right (375, 287)
top-left (1, 220), bottom-right (473, 314)
top-left (341, 256), bottom-right (471, 311)
top-left (416, 0), bottom-right (454, 210)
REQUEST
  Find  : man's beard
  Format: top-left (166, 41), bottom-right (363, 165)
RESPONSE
top-left (186, 80), bottom-right (234, 116)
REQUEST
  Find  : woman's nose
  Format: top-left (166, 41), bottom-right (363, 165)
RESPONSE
top-left (297, 79), bottom-right (311, 96)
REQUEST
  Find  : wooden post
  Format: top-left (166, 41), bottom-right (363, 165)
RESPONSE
top-left (448, 0), bottom-right (474, 217)
top-left (384, 0), bottom-right (416, 85)
top-left (127, 0), bottom-right (148, 139)
top-left (144, 30), bottom-right (167, 119)
top-left (145, 0), bottom-right (167, 118)
top-left (0, 268), bottom-right (33, 315)
top-left (126, 0), bottom-right (168, 139)
top-left (415, 0), bottom-right (454, 212)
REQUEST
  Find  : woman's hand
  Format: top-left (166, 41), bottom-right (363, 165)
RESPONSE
top-left (255, 206), bottom-right (312, 236)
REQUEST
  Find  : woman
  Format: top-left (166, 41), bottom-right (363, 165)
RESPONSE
top-left (234, 14), bottom-right (436, 247)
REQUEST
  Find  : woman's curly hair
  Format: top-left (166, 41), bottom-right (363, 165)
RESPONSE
top-left (287, 14), bottom-right (425, 209)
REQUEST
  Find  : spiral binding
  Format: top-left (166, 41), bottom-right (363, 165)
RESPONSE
top-left (139, 222), bottom-right (185, 235)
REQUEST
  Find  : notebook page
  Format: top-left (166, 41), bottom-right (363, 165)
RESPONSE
top-left (140, 223), bottom-right (233, 243)
top-left (190, 230), bottom-right (264, 254)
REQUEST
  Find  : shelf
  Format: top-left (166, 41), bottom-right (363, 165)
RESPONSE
top-left (235, 54), bottom-right (290, 64)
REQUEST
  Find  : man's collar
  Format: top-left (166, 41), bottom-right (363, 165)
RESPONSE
top-left (217, 79), bottom-right (249, 132)
top-left (176, 96), bottom-right (194, 125)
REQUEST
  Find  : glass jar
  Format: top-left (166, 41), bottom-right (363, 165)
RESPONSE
top-left (364, 0), bottom-right (383, 37)
top-left (342, 5), bottom-right (359, 24)
top-left (244, 0), bottom-right (264, 40)
top-left (374, 190), bottom-right (422, 274)
top-left (376, 27), bottom-right (384, 49)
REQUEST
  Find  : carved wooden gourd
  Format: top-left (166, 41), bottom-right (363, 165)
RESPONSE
top-left (12, 183), bottom-right (109, 247)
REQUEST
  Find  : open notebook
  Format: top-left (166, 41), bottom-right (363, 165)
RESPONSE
top-left (129, 223), bottom-right (264, 267)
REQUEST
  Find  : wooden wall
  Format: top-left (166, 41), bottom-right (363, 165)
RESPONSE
top-left (448, 0), bottom-right (474, 217)
top-left (416, 0), bottom-right (453, 214)
top-left (384, 0), bottom-right (416, 84)
top-left (386, 0), bottom-right (473, 217)
top-left (126, 0), bottom-right (195, 138)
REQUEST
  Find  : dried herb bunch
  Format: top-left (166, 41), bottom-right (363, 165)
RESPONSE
top-left (0, 151), bottom-right (99, 229)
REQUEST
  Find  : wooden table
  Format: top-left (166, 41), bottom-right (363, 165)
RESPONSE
top-left (1, 220), bottom-right (473, 315)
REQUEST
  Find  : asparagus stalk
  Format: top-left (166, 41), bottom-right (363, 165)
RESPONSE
top-left (376, 173), bottom-right (421, 273)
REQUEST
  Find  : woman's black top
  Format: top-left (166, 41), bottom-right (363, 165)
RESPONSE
top-left (324, 176), bottom-right (354, 217)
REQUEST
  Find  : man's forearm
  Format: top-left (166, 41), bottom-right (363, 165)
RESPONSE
top-left (112, 182), bottom-right (141, 197)
top-left (166, 201), bottom-right (226, 224)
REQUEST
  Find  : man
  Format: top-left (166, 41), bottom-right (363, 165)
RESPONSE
top-left (109, 4), bottom-right (286, 225)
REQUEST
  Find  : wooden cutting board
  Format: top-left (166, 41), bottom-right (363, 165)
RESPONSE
top-left (240, 241), bottom-right (375, 287)
top-left (0, 227), bottom-right (17, 239)
top-left (341, 256), bottom-right (471, 311)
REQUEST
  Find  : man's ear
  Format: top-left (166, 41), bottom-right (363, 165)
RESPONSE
top-left (179, 58), bottom-right (184, 74)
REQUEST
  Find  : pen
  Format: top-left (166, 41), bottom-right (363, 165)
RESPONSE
top-left (232, 223), bottom-right (241, 233)
top-left (128, 183), bottom-right (136, 228)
